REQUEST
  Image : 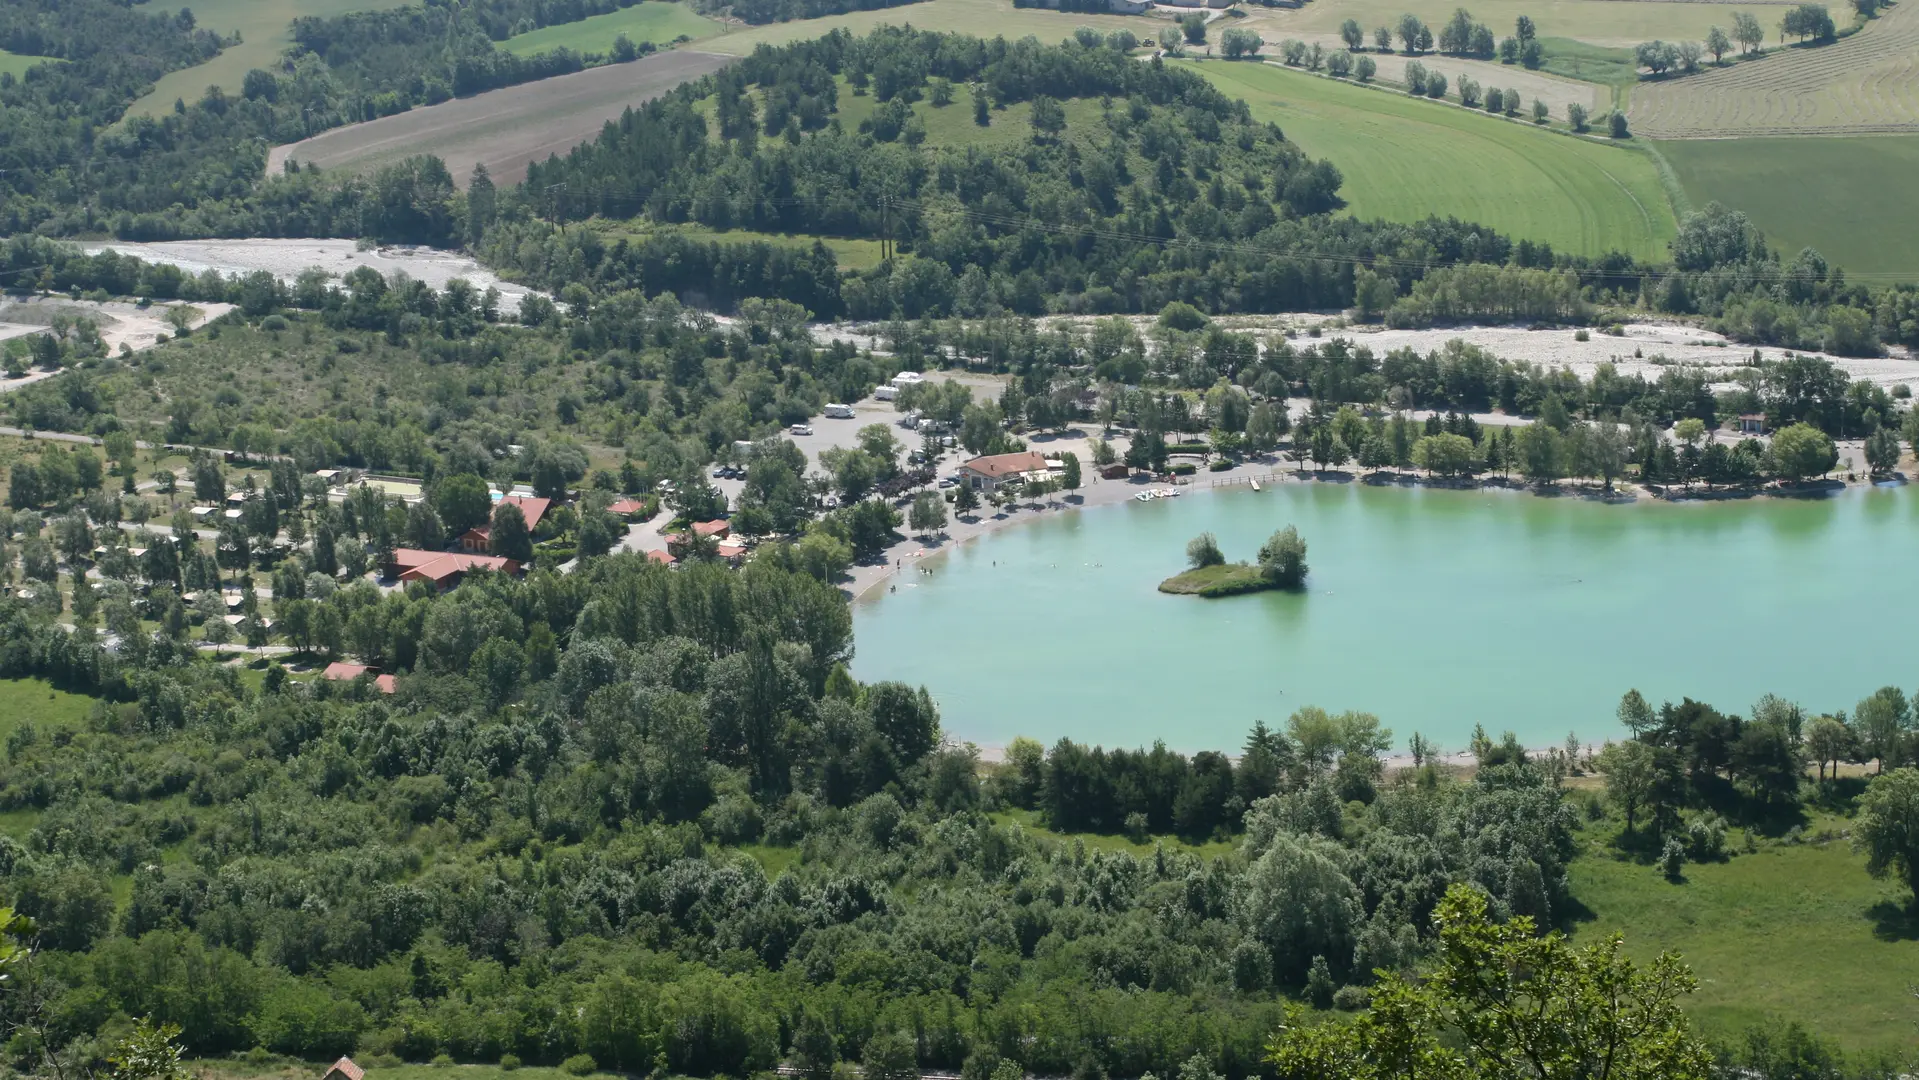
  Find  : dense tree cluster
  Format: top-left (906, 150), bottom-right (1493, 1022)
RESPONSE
top-left (0, 509), bottom-right (1589, 1077)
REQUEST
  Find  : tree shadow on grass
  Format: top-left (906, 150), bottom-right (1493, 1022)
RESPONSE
top-left (1867, 900), bottom-right (1919, 942)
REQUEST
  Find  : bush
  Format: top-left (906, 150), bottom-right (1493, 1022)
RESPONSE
top-left (1660, 835), bottom-right (1687, 881)
top-left (1169, 463), bottom-right (1197, 475)
top-left (500, 1055), bottom-right (522, 1071)
top-left (432, 1055), bottom-right (456, 1068)
top-left (1124, 811), bottom-right (1149, 842)
top-left (1688, 813), bottom-right (1727, 861)
top-left (1208, 458), bottom-right (1233, 472)
top-left (1332, 985), bottom-right (1371, 1011)
top-left (562, 1055), bottom-right (598, 1076)
top-left (1573, 329), bottom-right (1590, 341)
top-left (1894, 383), bottom-right (1912, 399)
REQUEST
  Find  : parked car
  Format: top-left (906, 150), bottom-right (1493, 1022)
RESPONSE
top-left (790, 424), bottom-right (813, 436)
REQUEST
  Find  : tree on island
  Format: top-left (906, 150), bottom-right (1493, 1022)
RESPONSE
top-left (1186, 532), bottom-right (1225, 569)
top-left (1257, 526), bottom-right (1308, 588)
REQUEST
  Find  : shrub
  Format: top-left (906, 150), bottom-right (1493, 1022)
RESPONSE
top-left (563, 1055), bottom-right (597, 1076)
top-left (1169, 462), bottom-right (1197, 475)
top-left (432, 1055), bottom-right (456, 1068)
top-left (1574, 329), bottom-right (1590, 341)
top-left (1332, 985), bottom-right (1371, 1010)
top-left (1124, 811), bottom-right (1149, 842)
top-left (1660, 835), bottom-right (1687, 881)
top-left (500, 1055), bottom-right (522, 1072)
top-left (1688, 813), bottom-right (1727, 860)
top-left (1208, 458), bottom-right (1233, 472)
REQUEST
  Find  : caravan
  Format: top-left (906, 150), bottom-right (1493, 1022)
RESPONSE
top-left (824, 403), bottom-right (856, 419)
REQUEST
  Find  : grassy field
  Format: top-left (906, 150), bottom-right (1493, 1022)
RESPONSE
top-left (1534, 36), bottom-right (1639, 92)
top-left (1158, 562), bottom-right (1275, 597)
top-left (1570, 813), bottom-right (1919, 1056)
top-left (694, 0), bottom-right (1147, 56)
top-left (991, 807), bottom-right (1239, 861)
top-left (127, 0), bottom-right (412, 120)
top-left (1188, 61), bottom-right (1677, 259)
top-left (502, 2), bottom-right (720, 54)
top-left (1234, 0), bottom-right (1759, 50)
top-left (0, 678), bottom-right (96, 743)
top-left (1655, 134), bottom-right (1919, 278)
top-left (0, 49), bottom-right (62, 79)
top-left (1629, 1), bottom-right (1919, 137)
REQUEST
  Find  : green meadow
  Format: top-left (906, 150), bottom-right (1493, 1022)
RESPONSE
top-left (1189, 60), bottom-right (1679, 260)
top-left (1569, 810), bottom-right (1919, 1057)
top-left (1655, 134), bottom-right (1919, 280)
top-left (502, 2), bottom-right (720, 55)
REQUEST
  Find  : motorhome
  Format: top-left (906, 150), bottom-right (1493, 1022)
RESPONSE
top-left (824, 403), bottom-right (856, 419)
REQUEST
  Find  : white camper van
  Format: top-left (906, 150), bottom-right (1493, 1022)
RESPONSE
top-left (824, 403), bottom-right (855, 419)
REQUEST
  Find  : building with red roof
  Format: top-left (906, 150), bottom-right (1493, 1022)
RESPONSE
top-left (645, 549), bottom-right (677, 566)
top-left (386, 548), bottom-right (520, 590)
top-left (460, 495), bottom-right (552, 553)
top-left (321, 662), bottom-right (396, 694)
top-left (957, 451), bottom-right (1049, 492)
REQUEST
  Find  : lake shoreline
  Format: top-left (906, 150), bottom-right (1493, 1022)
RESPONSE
top-left (846, 446), bottom-right (1885, 603)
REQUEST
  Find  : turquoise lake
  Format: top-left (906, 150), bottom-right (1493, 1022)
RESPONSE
top-left (851, 481), bottom-right (1918, 755)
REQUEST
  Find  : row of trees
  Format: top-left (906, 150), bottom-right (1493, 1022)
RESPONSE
top-left (1336, 10), bottom-right (1544, 67)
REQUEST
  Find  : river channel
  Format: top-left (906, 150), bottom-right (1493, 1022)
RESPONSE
top-left (851, 480), bottom-right (1917, 754)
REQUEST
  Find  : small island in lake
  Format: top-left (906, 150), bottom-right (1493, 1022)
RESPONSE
top-left (1159, 526), bottom-right (1308, 597)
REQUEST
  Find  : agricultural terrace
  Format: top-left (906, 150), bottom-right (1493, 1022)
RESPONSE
top-left (1630, 0), bottom-right (1919, 137)
top-left (1233, 0), bottom-right (1761, 50)
top-left (1657, 135), bottom-right (1919, 279)
top-left (1190, 61), bottom-right (1677, 259)
top-left (268, 50), bottom-right (735, 186)
top-left (126, 0), bottom-right (412, 119)
top-left (692, 0), bottom-right (1146, 55)
top-left (500, 1), bottom-right (720, 54)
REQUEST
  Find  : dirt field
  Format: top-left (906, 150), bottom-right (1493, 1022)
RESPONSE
top-left (1630, 2), bottom-right (1919, 137)
top-left (267, 51), bottom-right (735, 186)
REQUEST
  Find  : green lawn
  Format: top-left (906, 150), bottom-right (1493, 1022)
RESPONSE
top-left (127, 0), bottom-right (412, 119)
top-left (0, 678), bottom-right (96, 741)
top-left (502, 2), bottom-right (720, 55)
top-left (1653, 135), bottom-right (1919, 280)
top-left (1568, 814), bottom-right (1919, 1057)
top-left (991, 808), bottom-right (1239, 862)
top-left (1187, 60), bottom-right (1678, 260)
top-left (1189, 59), bottom-right (1673, 258)
top-left (0, 49), bottom-right (63, 79)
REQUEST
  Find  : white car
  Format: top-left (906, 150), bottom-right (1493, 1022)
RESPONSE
top-left (790, 424), bottom-right (813, 436)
